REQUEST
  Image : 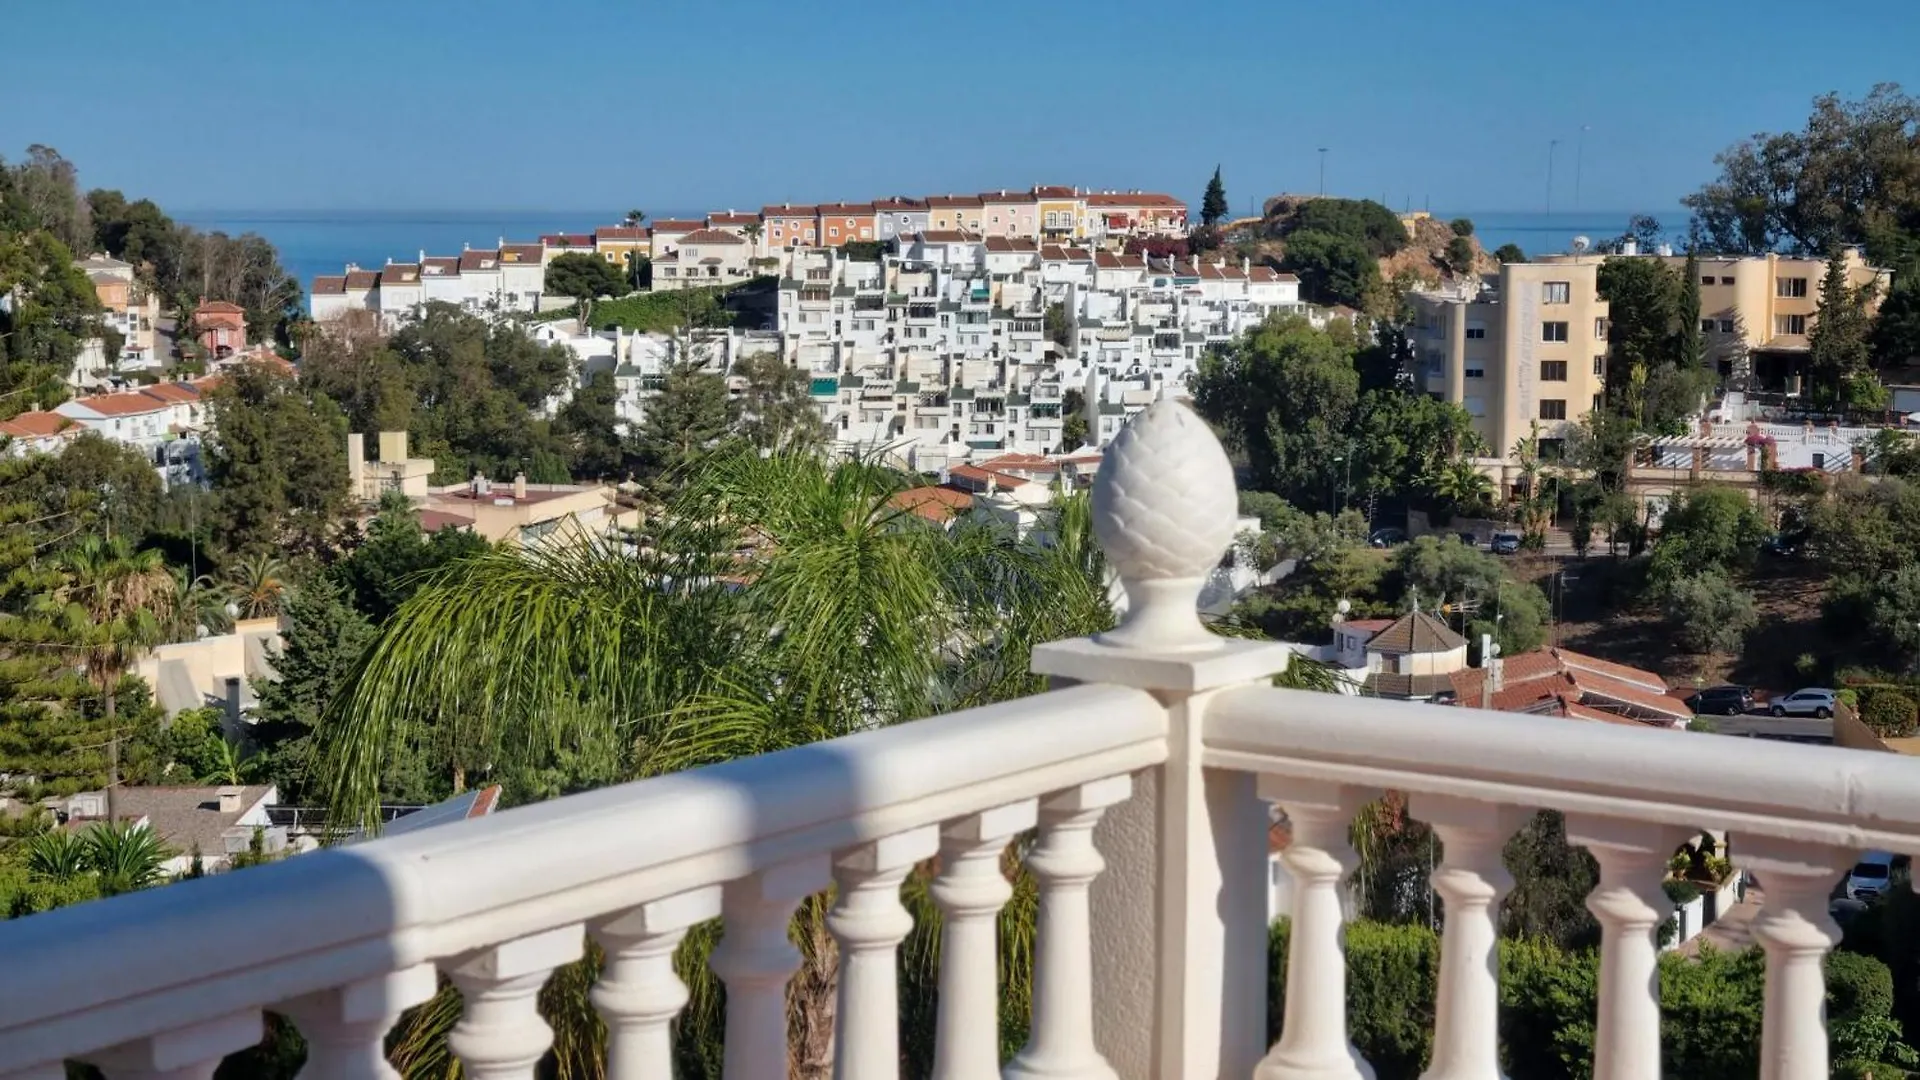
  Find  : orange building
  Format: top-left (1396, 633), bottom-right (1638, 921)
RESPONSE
top-left (191, 300), bottom-right (247, 359)
top-left (814, 203), bottom-right (876, 247)
top-left (762, 204), bottom-right (818, 248)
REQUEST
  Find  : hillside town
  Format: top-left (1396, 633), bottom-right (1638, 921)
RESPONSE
top-left (7, 27), bottom-right (1920, 1079)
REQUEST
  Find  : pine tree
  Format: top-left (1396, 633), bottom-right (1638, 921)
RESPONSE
top-left (1809, 247), bottom-right (1877, 407)
top-left (627, 358), bottom-right (738, 494)
top-left (1202, 166), bottom-right (1229, 227)
top-left (1678, 252), bottom-right (1704, 370)
top-left (734, 353), bottom-right (827, 454)
top-left (251, 577), bottom-right (376, 802)
top-left (1871, 259), bottom-right (1920, 369)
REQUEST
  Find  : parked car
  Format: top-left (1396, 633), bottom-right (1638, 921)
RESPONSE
top-left (1685, 685), bottom-right (1755, 716)
top-left (1768, 687), bottom-right (1837, 718)
top-left (1455, 531), bottom-right (1479, 546)
top-left (1763, 532), bottom-right (1804, 558)
top-left (1490, 532), bottom-right (1522, 555)
top-left (1846, 851), bottom-right (1896, 902)
top-left (1368, 528), bottom-right (1408, 549)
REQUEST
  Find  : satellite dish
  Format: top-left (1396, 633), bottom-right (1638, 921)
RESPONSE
top-left (1336, 598), bottom-right (1352, 615)
top-left (1571, 236), bottom-right (1592, 254)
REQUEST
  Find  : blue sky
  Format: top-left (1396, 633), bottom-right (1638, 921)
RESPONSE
top-left (5, 0), bottom-right (1914, 216)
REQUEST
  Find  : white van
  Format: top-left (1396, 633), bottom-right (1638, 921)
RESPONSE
top-left (1846, 851), bottom-right (1897, 901)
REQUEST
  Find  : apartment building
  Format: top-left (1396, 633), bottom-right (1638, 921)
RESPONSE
top-left (762, 204), bottom-right (818, 249)
top-left (872, 198), bottom-right (930, 244)
top-left (1034, 185), bottom-right (1087, 240)
top-left (1656, 246), bottom-right (1890, 389)
top-left (591, 226), bottom-right (651, 268)
top-left (814, 203), bottom-right (876, 248)
top-left (1408, 257), bottom-right (1610, 464)
top-left (78, 255), bottom-right (161, 374)
top-left (925, 194), bottom-right (985, 234)
top-left (980, 190), bottom-right (1039, 239)
top-left (654, 229), bottom-right (753, 290)
top-left (39, 376), bottom-right (216, 488)
top-left (311, 245), bottom-right (547, 329)
top-left (1084, 192), bottom-right (1190, 243)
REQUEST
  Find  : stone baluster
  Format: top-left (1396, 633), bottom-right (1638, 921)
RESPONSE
top-left (84, 1013), bottom-right (263, 1080)
top-left (830, 827), bottom-right (939, 1080)
top-left (1004, 776), bottom-right (1132, 1080)
top-left (1744, 838), bottom-right (1850, 1080)
top-left (1413, 796), bottom-right (1524, 1080)
top-left (1565, 816), bottom-right (1684, 1080)
top-left (708, 856), bottom-right (831, 1080)
top-left (1255, 777), bottom-right (1372, 1080)
top-left (589, 887), bottom-right (722, 1080)
top-left (930, 800), bottom-right (1039, 1080)
top-left (282, 965), bottom-right (437, 1080)
top-left (443, 925), bottom-right (584, 1080)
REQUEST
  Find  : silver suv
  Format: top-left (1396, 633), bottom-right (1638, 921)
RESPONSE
top-left (1769, 688), bottom-right (1837, 718)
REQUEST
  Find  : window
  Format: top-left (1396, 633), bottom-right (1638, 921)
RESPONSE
top-left (1465, 326), bottom-right (1487, 340)
top-left (1592, 393), bottom-right (1603, 412)
top-left (1700, 319), bottom-right (1716, 332)
top-left (1777, 276), bottom-right (1809, 298)
top-left (1540, 360), bottom-right (1568, 381)
top-left (1719, 318), bottom-right (1735, 333)
top-left (1542, 321), bottom-right (1569, 342)
top-left (1594, 318), bottom-right (1609, 340)
top-left (1542, 281), bottom-right (1571, 304)
top-left (1720, 275), bottom-right (1735, 285)
top-left (1812, 453), bottom-right (1826, 470)
top-left (1464, 365), bottom-right (1485, 379)
top-left (829, 227), bottom-right (839, 238)
top-left (1593, 355), bottom-right (1605, 376)
top-left (1539, 399), bottom-right (1567, 421)
top-left (1701, 275), bottom-right (1715, 285)
top-left (1776, 313), bottom-right (1807, 335)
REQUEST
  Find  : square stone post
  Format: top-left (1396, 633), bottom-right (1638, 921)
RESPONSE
top-left (1033, 399), bottom-right (1296, 1080)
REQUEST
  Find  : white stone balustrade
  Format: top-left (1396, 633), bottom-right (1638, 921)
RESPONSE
top-left (4, 399), bottom-right (1920, 1080)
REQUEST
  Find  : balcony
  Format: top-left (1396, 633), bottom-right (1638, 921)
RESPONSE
top-left (1, 403), bottom-right (1912, 1079)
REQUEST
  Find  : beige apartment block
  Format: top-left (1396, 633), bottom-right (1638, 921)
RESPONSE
top-left (1657, 248), bottom-right (1890, 389)
top-left (346, 431), bottom-right (437, 503)
top-left (424, 474), bottom-right (639, 548)
top-left (1410, 256), bottom-right (1610, 468)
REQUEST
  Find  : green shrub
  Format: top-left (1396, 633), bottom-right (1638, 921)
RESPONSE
top-left (1840, 687), bottom-right (1862, 708)
top-left (1859, 687), bottom-right (1919, 738)
top-left (1663, 878), bottom-right (1703, 905)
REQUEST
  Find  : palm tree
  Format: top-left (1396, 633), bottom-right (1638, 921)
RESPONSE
top-left (84, 820), bottom-right (172, 895)
top-left (1431, 459), bottom-right (1495, 516)
top-left (625, 209), bottom-right (646, 227)
top-left (742, 220), bottom-right (763, 256)
top-left (322, 448), bottom-right (1339, 1076)
top-left (42, 536), bottom-right (175, 822)
top-left (222, 551), bottom-right (288, 620)
top-left (166, 565), bottom-right (230, 642)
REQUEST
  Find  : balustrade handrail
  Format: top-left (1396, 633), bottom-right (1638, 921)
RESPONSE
top-left (0, 682), bottom-right (1165, 1070)
top-left (1205, 684), bottom-right (1920, 849)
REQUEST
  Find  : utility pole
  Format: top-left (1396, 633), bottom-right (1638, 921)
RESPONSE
top-left (1317, 148), bottom-right (1329, 196)
top-left (1546, 139), bottom-right (1561, 217)
top-left (1574, 125), bottom-right (1590, 212)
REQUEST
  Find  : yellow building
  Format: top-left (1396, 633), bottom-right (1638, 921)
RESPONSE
top-left (1656, 248), bottom-right (1890, 390)
top-left (1034, 185), bottom-right (1087, 240)
top-left (593, 226), bottom-right (652, 269)
top-left (1409, 256), bottom-right (1611, 473)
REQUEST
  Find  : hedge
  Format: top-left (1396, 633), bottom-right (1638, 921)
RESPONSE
top-left (1268, 918), bottom-right (1913, 1079)
top-left (1859, 686), bottom-right (1920, 739)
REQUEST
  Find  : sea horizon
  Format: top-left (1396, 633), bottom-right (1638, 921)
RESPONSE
top-left (173, 205), bottom-right (1690, 292)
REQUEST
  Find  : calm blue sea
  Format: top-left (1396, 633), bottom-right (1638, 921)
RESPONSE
top-left (175, 207), bottom-right (1687, 304)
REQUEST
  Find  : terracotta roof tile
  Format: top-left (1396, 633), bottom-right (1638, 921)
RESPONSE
top-left (984, 237), bottom-right (1037, 253)
top-left (1031, 185), bottom-right (1078, 199)
top-left (916, 230), bottom-right (979, 244)
top-left (678, 228), bottom-right (747, 245)
top-left (947, 464), bottom-right (1029, 490)
top-left (872, 196), bottom-right (927, 211)
top-left (1551, 647), bottom-right (1667, 692)
top-left (707, 212), bottom-right (759, 227)
top-left (0, 410), bottom-right (78, 439)
top-left (541, 233), bottom-right (595, 247)
top-left (761, 204), bottom-right (818, 217)
top-left (311, 275), bottom-right (346, 294)
top-left (139, 382), bottom-right (201, 404)
top-left (71, 391), bottom-right (168, 417)
top-left (887, 486), bottom-right (973, 524)
top-left (1364, 610), bottom-right (1467, 655)
top-left (379, 263), bottom-right (421, 285)
top-left (457, 250), bottom-right (500, 272)
top-left (1084, 192), bottom-right (1186, 208)
top-left (980, 189), bottom-right (1038, 204)
top-left (194, 300), bottom-right (245, 315)
top-left (651, 219), bottom-right (704, 234)
top-left (344, 270), bottom-right (379, 289)
top-left (595, 226), bottom-right (649, 241)
top-left (420, 257), bottom-right (459, 275)
top-left (925, 194), bottom-right (983, 209)
top-left (498, 244), bottom-right (543, 263)
top-left (816, 202), bottom-right (875, 216)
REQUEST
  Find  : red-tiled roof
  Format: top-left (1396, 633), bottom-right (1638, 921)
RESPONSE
top-left (872, 197), bottom-right (927, 211)
top-left (1250, 267), bottom-right (1299, 283)
top-left (916, 230), bottom-right (979, 244)
top-left (1031, 185), bottom-right (1078, 199)
top-left (458, 250), bottom-right (500, 272)
top-left (344, 270), bottom-right (379, 289)
top-left (980, 452), bottom-right (1057, 472)
top-left (595, 226), bottom-right (649, 241)
top-left (420, 257), bottom-right (459, 275)
top-left (678, 228), bottom-right (746, 245)
top-left (1551, 647), bottom-right (1667, 692)
top-left (194, 300), bottom-right (245, 315)
top-left (980, 189), bottom-right (1039, 203)
top-left (542, 233), bottom-right (594, 247)
top-left (1447, 648), bottom-right (1687, 724)
top-left (379, 263), bottom-right (420, 285)
top-left (651, 219), bottom-right (704, 234)
top-left (1084, 192), bottom-right (1186, 208)
top-left (948, 464), bottom-right (1029, 490)
top-left (888, 486), bottom-right (974, 524)
top-left (0, 411), bottom-right (77, 439)
top-left (984, 237), bottom-right (1038, 253)
top-left (925, 194), bottom-right (983, 208)
top-left (1040, 245), bottom-right (1072, 261)
top-left (72, 391), bottom-right (167, 417)
top-left (140, 382), bottom-right (201, 404)
top-left (707, 212), bottom-right (759, 227)
top-left (498, 244), bottom-right (543, 264)
top-left (1341, 618), bottom-right (1396, 635)
top-left (311, 275), bottom-right (346, 294)
top-left (816, 202), bottom-right (875, 216)
top-left (417, 508), bottom-right (476, 532)
top-left (761, 204), bottom-right (818, 217)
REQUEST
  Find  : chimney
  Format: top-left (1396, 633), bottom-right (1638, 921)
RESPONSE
top-left (378, 430), bottom-right (408, 463)
top-left (418, 249), bottom-right (425, 264)
top-left (345, 433), bottom-right (365, 497)
top-left (217, 785), bottom-right (245, 814)
top-left (513, 472), bottom-right (528, 500)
